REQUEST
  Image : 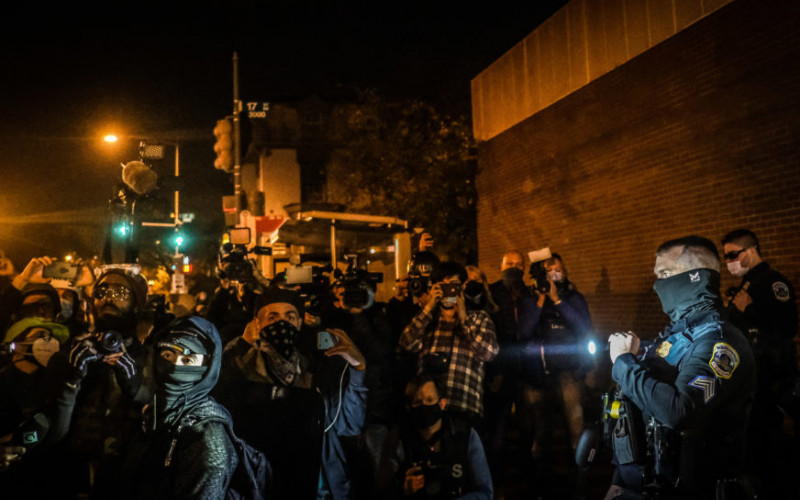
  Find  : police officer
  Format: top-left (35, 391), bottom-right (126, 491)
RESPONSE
top-left (721, 228), bottom-right (799, 497)
top-left (605, 236), bottom-right (755, 499)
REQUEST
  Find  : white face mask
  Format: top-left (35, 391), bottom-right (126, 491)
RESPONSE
top-left (547, 271), bottom-right (564, 283)
top-left (726, 260), bottom-right (747, 278)
top-left (31, 337), bottom-right (60, 366)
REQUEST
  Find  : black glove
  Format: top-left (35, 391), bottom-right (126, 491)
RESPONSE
top-left (67, 340), bottom-right (99, 386)
top-left (111, 351), bottom-right (140, 398)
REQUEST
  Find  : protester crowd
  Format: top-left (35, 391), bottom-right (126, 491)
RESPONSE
top-left (0, 228), bottom-right (797, 500)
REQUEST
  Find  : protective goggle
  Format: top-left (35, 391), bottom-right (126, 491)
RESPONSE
top-left (157, 342), bottom-right (206, 366)
top-left (92, 283), bottom-right (132, 301)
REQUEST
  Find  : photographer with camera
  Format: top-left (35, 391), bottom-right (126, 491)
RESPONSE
top-left (373, 374), bottom-right (493, 500)
top-left (398, 261), bottom-right (498, 431)
top-left (0, 317), bottom-right (69, 495)
top-left (514, 252), bottom-right (592, 497)
top-left (213, 287), bottom-right (368, 500)
top-left (206, 241), bottom-right (270, 344)
top-left (604, 236), bottom-right (755, 500)
top-left (43, 268), bottom-right (153, 498)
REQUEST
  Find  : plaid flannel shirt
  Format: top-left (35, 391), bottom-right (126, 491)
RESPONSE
top-left (399, 308), bottom-right (499, 417)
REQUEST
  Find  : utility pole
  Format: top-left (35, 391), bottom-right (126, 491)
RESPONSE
top-left (233, 52), bottom-right (243, 221)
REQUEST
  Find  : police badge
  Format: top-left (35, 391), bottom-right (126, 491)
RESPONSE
top-left (709, 342), bottom-right (740, 379)
top-left (772, 282), bottom-right (790, 302)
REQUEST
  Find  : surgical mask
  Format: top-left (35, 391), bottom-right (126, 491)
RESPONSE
top-left (31, 337), bottom-right (60, 366)
top-left (547, 271), bottom-right (564, 283)
top-left (409, 402), bottom-right (442, 430)
top-left (259, 320), bottom-right (299, 359)
top-left (653, 268), bottom-right (721, 323)
top-left (726, 260), bottom-right (747, 277)
top-left (58, 299), bottom-right (74, 322)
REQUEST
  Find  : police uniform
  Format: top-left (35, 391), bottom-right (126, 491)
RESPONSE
top-left (726, 261), bottom-right (799, 496)
top-left (611, 272), bottom-right (756, 498)
top-left (726, 261), bottom-right (798, 383)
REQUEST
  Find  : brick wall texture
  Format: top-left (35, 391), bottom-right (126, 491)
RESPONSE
top-left (475, 0), bottom-right (800, 340)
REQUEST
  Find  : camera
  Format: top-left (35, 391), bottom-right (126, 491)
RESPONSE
top-left (340, 254), bottom-right (382, 309)
top-left (412, 459), bottom-right (456, 497)
top-left (218, 228), bottom-right (272, 283)
top-left (283, 264), bottom-right (332, 315)
top-left (529, 261), bottom-right (551, 294)
top-left (407, 272), bottom-right (430, 297)
top-left (93, 330), bottom-right (124, 356)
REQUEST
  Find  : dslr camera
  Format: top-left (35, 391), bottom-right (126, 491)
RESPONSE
top-left (339, 254), bottom-right (382, 310)
top-left (92, 330), bottom-right (124, 357)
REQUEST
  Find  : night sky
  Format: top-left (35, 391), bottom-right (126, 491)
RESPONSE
top-left (0, 1), bottom-right (568, 263)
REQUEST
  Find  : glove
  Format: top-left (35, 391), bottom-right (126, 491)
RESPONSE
top-left (111, 351), bottom-right (140, 398)
top-left (67, 340), bottom-right (99, 386)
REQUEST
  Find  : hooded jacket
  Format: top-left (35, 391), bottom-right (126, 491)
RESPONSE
top-left (120, 316), bottom-right (240, 500)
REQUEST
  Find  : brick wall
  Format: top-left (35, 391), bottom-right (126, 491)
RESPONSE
top-left (475, 0), bottom-right (800, 339)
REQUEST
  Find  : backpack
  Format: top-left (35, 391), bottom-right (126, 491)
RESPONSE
top-left (223, 423), bottom-right (272, 500)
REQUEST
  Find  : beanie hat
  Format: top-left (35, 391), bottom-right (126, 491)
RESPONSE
top-left (254, 288), bottom-right (305, 319)
top-left (20, 283), bottom-right (62, 316)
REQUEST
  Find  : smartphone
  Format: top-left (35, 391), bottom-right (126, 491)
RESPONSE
top-left (317, 331), bottom-right (337, 350)
top-left (42, 262), bottom-right (79, 280)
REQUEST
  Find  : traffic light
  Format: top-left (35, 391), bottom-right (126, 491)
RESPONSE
top-left (114, 220), bottom-right (133, 238)
top-left (213, 118), bottom-right (233, 172)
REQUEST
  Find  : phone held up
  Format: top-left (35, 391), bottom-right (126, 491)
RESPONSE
top-left (317, 331), bottom-right (338, 351)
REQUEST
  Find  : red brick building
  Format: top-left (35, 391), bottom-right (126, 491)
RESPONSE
top-left (472, 0), bottom-right (800, 338)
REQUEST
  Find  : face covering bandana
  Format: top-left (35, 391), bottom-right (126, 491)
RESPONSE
top-left (726, 260), bottom-right (747, 278)
top-left (502, 267), bottom-right (524, 289)
top-left (409, 402), bottom-right (443, 430)
top-left (154, 357), bottom-right (208, 423)
top-left (259, 320), bottom-right (299, 360)
top-left (653, 268), bottom-right (721, 323)
top-left (547, 271), bottom-right (564, 283)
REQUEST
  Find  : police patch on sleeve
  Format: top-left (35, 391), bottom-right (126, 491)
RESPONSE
top-left (689, 376), bottom-right (716, 404)
top-left (709, 342), bottom-right (740, 379)
top-left (773, 282), bottom-right (790, 302)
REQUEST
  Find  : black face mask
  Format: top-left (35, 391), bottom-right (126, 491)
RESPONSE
top-left (409, 402), bottom-right (443, 430)
top-left (259, 320), bottom-right (299, 360)
top-left (502, 268), bottom-right (524, 290)
top-left (653, 268), bottom-right (721, 323)
top-left (463, 281), bottom-right (485, 309)
top-left (154, 357), bottom-right (208, 421)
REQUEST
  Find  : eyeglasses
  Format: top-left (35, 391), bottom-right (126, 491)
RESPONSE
top-left (723, 248), bottom-right (750, 261)
top-left (92, 283), bottom-right (132, 301)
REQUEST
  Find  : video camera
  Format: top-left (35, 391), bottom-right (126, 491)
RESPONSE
top-left (527, 247), bottom-right (553, 294)
top-left (339, 254), bottom-right (382, 310)
top-left (219, 228), bottom-right (272, 283)
top-left (285, 264), bottom-right (332, 315)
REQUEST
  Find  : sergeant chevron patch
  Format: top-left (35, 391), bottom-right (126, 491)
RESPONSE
top-left (689, 376), bottom-right (716, 404)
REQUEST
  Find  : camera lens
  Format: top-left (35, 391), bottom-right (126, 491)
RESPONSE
top-left (97, 330), bottom-right (123, 355)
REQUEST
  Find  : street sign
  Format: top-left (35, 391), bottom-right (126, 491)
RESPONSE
top-left (246, 102), bottom-right (270, 119)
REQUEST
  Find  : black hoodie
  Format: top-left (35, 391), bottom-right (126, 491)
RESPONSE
top-left (120, 316), bottom-right (240, 500)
